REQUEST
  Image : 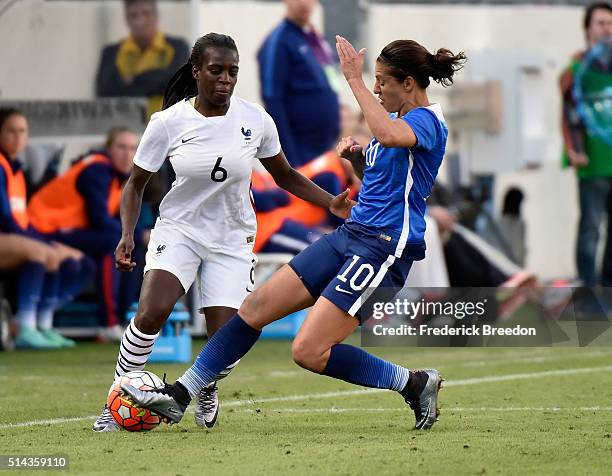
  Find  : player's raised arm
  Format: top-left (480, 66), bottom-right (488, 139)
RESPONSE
top-left (259, 152), bottom-right (356, 220)
top-left (336, 35), bottom-right (416, 148)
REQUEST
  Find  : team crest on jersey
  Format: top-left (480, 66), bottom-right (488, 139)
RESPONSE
top-left (241, 127), bottom-right (252, 142)
top-left (156, 244), bottom-right (166, 256)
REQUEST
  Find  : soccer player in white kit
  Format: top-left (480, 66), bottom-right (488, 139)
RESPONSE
top-left (93, 33), bottom-right (354, 431)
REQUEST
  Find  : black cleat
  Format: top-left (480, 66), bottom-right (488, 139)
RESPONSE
top-left (402, 369), bottom-right (443, 430)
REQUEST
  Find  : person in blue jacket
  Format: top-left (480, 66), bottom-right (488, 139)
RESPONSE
top-left (257, 0), bottom-right (340, 167)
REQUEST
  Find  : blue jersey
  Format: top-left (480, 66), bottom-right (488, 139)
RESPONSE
top-left (350, 104), bottom-right (448, 259)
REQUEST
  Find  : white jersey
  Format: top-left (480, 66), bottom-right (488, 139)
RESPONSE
top-left (133, 96), bottom-right (281, 252)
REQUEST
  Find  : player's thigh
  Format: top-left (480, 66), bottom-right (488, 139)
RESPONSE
top-left (0, 233), bottom-right (52, 269)
top-left (239, 264), bottom-right (316, 329)
top-left (136, 225), bottom-right (202, 333)
top-left (293, 296), bottom-right (359, 359)
top-left (287, 229), bottom-right (347, 301)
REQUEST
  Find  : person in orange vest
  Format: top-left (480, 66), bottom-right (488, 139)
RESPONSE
top-left (0, 108), bottom-right (94, 349)
top-left (252, 150), bottom-right (349, 253)
top-left (28, 127), bottom-right (146, 342)
top-left (251, 172), bottom-right (322, 254)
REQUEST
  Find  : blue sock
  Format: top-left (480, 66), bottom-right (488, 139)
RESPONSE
top-left (17, 261), bottom-right (46, 330)
top-left (78, 256), bottom-right (95, 287)
top-left (38, 272), bottom-right (60, 330)
top-left (57, 258), bottom-right (81, 307)
top-left (322, 343), bottom-right (410, 392)
top-left (178, 314), bottom-right (261, 398)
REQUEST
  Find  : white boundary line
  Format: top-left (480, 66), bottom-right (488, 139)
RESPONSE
top-left (2, 365), bottom-right (612, 430)
top-left (234, 406), bottom-right (612, 414)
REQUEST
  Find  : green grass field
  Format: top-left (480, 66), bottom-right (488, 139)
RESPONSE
top-left (1, 339), bottom-right (612, 475)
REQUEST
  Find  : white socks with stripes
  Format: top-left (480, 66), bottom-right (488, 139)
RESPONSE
top-left (114, 319), bottom-right (160, 380)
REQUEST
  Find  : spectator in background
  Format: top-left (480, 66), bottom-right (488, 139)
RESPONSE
top-left (96, 0), bottom-right (189, 118)
top-left (257, 0), bottom-right (340, 167)
top-left (0, 108), bottom-right (93, 349)
top-left (28, 128), bottom-right (147, 342)
top-left (560, 2), bottom-right (612, 287)
top-left (426, 183), bottom-right (534, 287)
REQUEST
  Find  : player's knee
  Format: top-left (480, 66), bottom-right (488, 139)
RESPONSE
top-left (44, 247), bottom-right (61, 272)
top-left (22, 246), bottom-right (46, 266)
top-left (238, 289), bottom-right (266, 329)
top-left (291, 338), bottom-right (325, 373)
top-left (133, 301), bottom-right (172, 334)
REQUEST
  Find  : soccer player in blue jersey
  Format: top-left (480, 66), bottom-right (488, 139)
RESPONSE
top-left (123, 36), bottom-right (466, 430)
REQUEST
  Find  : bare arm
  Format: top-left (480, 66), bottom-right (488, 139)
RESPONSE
top-left (260, 151), bottom-right (355, 219)
top-left (115, 165), bottom-right (154, 271)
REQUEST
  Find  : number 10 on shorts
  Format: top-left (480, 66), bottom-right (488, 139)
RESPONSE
top-left (337, 255), bottom-right (375, 292)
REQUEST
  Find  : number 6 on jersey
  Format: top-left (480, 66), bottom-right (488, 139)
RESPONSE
top-left (211, 157), bottom-right (227, 182)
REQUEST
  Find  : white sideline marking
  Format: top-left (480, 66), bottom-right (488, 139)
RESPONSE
top-left (442, 365), bottom-right (612, 387)
top-left (235, 406), bottom-right (612, 414)
top-left (2, 365), bottom-right (612, 430)
top-left (458, 350), bottom-right (609, 368)
top-left (0, 415), bottom-right (99, 429)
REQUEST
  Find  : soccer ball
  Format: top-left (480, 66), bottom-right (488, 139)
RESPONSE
top-left (107, 371), bottom-right (164, 431)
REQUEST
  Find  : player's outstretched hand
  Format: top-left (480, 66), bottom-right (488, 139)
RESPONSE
top-left (115, 235), bottom-right (136, 272)
top-left (337, 136), bottom-right (363, 159)
top-left (330, 188), bottom-right (357, 219)
top-left (335, 35), bottom-right (366, 82)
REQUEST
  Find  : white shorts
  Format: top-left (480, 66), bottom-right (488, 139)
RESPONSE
top-left (144, 220), bottom-right (257, 310)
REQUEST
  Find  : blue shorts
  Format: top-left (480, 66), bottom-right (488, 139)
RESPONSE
top-left (289, 222), bottom-right (420, 321)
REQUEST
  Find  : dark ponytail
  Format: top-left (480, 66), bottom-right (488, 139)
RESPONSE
top-left (162, 32), bottom-right (238, 110)
top-left (378, 40), bottom-right (466, 89)
top-left (427, 48), bottom-right (467, 87)
top-left (162, 62), bottom-right (197, 110)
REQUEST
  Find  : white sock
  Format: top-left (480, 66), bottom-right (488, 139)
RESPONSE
top-left (114, 319), bottom-right (159, 379)
top-left (18, 310), bottom-right (37, 330)
top-left (37, 308), bottom-right (54, 331)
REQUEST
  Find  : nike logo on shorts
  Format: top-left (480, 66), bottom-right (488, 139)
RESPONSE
top-left (182, 136), bottom-right (197, 143)
top-left (335, 285), bottom-right (353, 295)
